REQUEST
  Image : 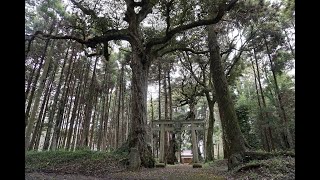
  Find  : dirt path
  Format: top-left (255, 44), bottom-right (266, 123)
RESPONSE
top-left (26, 163), bottom-right (228, 180)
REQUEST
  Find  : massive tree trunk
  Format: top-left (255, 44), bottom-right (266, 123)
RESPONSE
top-left (128, 43), bottom-right (154, 167)
top-left (208, 25), bottom-right (246, 166)
top-left (116, 12), bottom-right (157, 162)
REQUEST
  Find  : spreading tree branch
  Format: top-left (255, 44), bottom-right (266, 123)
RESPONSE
top-left (146, 0), bottom-right (239, 50)
top-left (35, 29), bottom-right (130, 48)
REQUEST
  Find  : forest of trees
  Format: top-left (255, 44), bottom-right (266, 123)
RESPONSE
top-left (25, 0), bottom-right (295, 170)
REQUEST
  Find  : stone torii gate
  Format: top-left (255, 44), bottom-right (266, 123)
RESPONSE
top-left (151, 119), bottom-right (206, 164)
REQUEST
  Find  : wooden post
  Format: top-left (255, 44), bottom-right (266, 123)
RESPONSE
top-left (159, 123), bottom-right (165, 163)
top-left (191, 122), bottom-right (199, 163)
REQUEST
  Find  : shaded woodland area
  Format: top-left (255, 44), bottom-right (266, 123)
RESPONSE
top-left (25, 0), bottom-right (295, 178)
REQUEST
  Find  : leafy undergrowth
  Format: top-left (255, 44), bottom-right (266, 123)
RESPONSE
top-left (228, 156), bottom-right (295, 180)
top-left (25, 149), bottom-right (128, 177)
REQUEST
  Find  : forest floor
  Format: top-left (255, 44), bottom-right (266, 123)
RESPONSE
top-left (25, 150), bottom-right (295, 180)
top-left (26, 162), bottom-right (227, 180)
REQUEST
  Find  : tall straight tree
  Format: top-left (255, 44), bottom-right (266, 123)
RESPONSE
top-left (207, 24), bottom-right (246, 165)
